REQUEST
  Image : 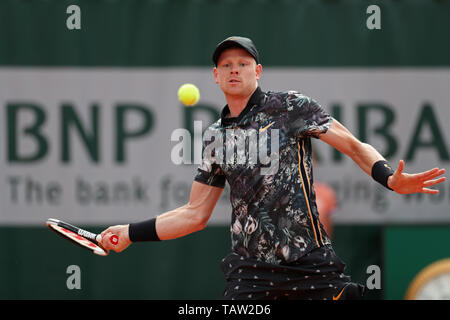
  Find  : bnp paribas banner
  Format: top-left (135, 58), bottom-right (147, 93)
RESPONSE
top-left (0, 68), bottom-right (449, 225)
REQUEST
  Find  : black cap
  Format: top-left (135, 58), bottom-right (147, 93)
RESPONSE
top-left (212, 36), bottom-right (260, 66)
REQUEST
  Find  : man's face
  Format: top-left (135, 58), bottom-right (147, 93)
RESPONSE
top-left (213, 47), bottom-right (262, 98)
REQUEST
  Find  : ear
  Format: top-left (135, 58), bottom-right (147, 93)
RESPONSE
top-left (255, 64), bottom-right (262, 80)
top-left (213, 67), bottom-right (219, 84)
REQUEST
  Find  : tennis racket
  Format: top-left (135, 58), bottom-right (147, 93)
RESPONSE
top-left (46, 218), bottom-right (119, 256)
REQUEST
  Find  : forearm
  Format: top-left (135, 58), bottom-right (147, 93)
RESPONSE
top-left (154, 204), bottom-right (207, 240)
top-left (320, 120), bottom-right (386, 176)
top-left (347, 142), bottom-right (386, 176)
top-left (320, 118), bottom-right (446, 195)
top-left (128, 204), bottom-right (207, 242)
top-left (103, 182), bottom-right (222, 250)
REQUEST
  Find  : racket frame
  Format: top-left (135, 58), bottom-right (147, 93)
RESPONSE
top-left (46, 218), bottom-right (109, 256)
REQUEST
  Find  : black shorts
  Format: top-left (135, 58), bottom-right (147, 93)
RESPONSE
top-left (221, 245), bottom-right (365, 300)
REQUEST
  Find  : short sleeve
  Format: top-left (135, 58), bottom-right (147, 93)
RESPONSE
top-left (193, 126), bottom-right (226, 188)
top-left (286, 92), bottom-right (332, 138)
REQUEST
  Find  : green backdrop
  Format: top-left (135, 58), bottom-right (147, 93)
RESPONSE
top-left (1, 0), bottom-right (449, 67)
top-left (384, 225), bottom-right (450, 300)
top-left (0, 225), bottom-right (382, 299)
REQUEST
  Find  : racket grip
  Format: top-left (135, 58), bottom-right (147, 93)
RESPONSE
top-left (110, 235), bottom-right (119, 245)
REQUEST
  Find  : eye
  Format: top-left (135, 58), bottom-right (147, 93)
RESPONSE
top-left (240, 63), bottom-right (246, 67)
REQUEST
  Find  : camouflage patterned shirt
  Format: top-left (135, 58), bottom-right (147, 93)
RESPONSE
top-left (194, 87), bottom-right (333, 264)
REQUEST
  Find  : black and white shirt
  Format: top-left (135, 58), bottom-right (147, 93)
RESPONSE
top-left (195, 87), bottom-right (333, 264)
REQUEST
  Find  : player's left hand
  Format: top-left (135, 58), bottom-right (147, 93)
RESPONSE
top-left (387, 160), bottom-right (446, 194)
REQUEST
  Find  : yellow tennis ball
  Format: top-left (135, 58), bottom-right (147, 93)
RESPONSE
top-left (178, 83), bottom-right (200, 106)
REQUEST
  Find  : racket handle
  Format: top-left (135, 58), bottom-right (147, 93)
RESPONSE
top-left (110, 235), bottom-right (119, 245)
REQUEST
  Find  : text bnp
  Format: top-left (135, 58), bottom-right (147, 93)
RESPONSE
top-left (6, 103), bottom-right (153, 163)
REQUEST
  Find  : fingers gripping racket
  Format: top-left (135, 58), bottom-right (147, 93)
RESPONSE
top-left (46, 218), bottom-right (118, 256)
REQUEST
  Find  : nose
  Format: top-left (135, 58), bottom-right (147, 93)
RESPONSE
top-left (230, 64), bottom-right (239, 74)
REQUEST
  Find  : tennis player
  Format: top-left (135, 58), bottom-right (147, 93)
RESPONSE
top-left (101, 36), bottom-right (446, 300)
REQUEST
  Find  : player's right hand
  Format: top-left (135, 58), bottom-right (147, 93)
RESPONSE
top-left (100, 224), bottom-right (132, 253)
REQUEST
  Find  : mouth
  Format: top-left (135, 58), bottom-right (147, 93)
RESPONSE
top-left (228, 79), bottom-right (241, 84)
